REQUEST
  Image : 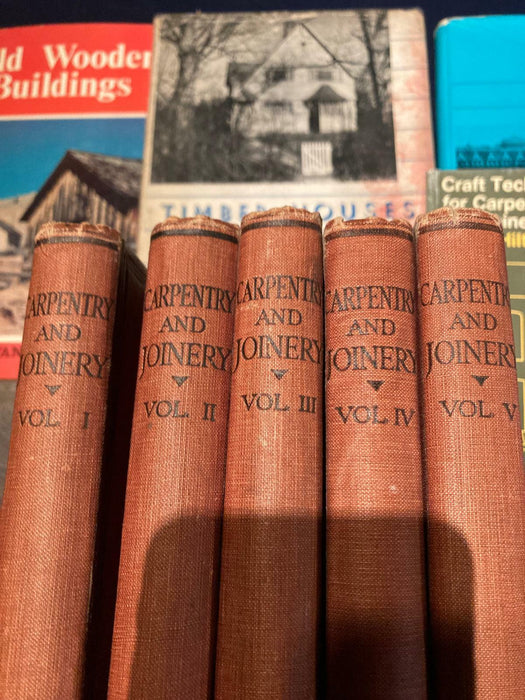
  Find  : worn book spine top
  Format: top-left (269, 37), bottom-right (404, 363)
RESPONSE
top-left (214, 207), bottom-right (324, 699)
top-left (107, 216), bottom-right (239, 699)
top-left (0, 222), bottom-right (124, 698)
top-left (416, 208), bottom-right (525, 698)
top-left (324, 217), bottom-right (427, 699)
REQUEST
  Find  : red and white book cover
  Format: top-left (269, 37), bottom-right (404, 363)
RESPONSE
top-left (0, 23), bottom-right (152, 379)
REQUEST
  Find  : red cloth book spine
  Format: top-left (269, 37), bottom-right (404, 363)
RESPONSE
top-left (214, 207), bottom-right (324, 699)
top-left (324, 217), bottom-right (427, 698)
top-left (416, 207), bottom-right (525, 698)
top-left (0, 222), bottom-right (145, 698)
top-left (108, 216), bottom-right (239, 699)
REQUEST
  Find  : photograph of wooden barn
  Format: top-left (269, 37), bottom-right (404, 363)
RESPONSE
top-left (152, 10), bottom-right (396, 184)
top-left (0, 212), bottom-right (26, 330)
top-left (21, 150), bottom-right (141, 246)
top-left (0, 194), bottom-right (32, 337)
top-left (0, 150), bottom-right (141, 339)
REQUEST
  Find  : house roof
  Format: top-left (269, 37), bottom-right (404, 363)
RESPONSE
top-left (305, 84), bottom-right (347, 103)
top-left (230, 23), bottom-right (355, 101)
top-left (301, 23), bottom-right (355, 80)
top-left (21, 150), bottom-right (142, 221)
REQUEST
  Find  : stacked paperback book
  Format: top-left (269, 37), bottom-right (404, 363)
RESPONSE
top-left (0, 206), bottom-right (523, 698)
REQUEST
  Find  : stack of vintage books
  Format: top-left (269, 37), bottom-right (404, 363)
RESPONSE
top-left (0, 206), bottom-right (523, 699)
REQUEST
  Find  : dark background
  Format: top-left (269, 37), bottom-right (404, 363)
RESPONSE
top-left (3, 0), bottom-right (524, 30)
top-left (3, 0), bottom-right (524, 54)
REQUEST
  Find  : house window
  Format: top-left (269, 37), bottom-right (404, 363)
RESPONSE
top-left (316, 69), bottom-right (334, 81)
top-left (266, 67), bottom-right (290, 83)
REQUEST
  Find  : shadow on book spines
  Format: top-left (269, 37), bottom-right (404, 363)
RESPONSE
top-left (82, 252), bottom-right (146, 700)
top-left (126, 515), bottom-right (473, 700)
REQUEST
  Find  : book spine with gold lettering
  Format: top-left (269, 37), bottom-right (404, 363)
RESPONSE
top-left (107, 216), bottom-right (239, 699)
top-left (0, 222), bottom-right (145, 698)
top-left (416, 207), bottom-right (525, 698)
top-left (214, 207), bottom-right (324, 699)
top-left (324, 217), bottom-right (427, 699)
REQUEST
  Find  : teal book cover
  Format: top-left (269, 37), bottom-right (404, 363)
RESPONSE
top-left (435, 15), bottom-right (525, 169)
